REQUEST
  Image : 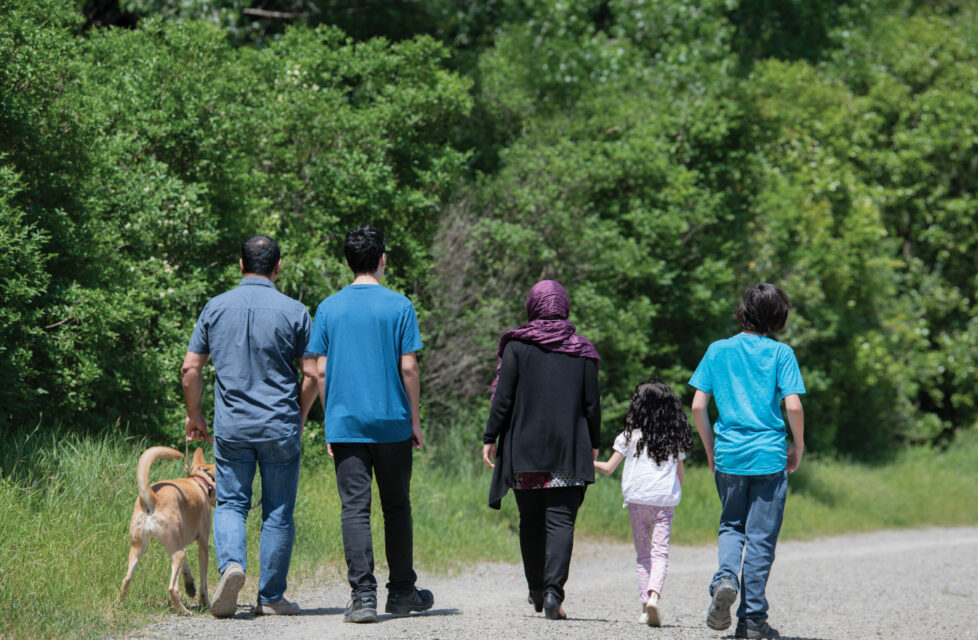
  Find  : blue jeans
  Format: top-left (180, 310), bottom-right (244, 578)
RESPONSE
top-left (213, 435), bottom-right (301, 605)
top-left (711, 470), bottom-right (787, 621)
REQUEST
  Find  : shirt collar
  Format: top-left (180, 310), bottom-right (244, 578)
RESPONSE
top-left (238, 276), bottom-right (276, 288)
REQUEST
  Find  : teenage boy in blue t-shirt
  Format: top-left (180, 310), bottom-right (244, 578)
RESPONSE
top-left (307, 226), bottom-right (433, 623)
top-left (689, 283), bottom-right (805, 640)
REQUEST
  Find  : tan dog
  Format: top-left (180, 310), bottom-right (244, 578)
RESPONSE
top-left (118, 446), bottom-right (216, 615)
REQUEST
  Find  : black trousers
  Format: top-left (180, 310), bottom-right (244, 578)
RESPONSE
top-left (513, 486), bottom-right (584, 603)
top-left (333, 439), bottom-right (417, 597)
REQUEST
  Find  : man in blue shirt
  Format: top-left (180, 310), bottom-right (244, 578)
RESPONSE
top-left (182, 235), bottom-right (319, 618)
top-left (307, 226), bottom-right (433, 623)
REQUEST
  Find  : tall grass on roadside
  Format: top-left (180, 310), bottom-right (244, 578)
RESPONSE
top-left (2, 426), bottom-right (978, 640)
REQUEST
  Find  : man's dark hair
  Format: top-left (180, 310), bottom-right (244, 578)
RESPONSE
top-left (734, 283), bottom-right (791, 335)
top-left (344, 226), bottom-right (386, 275)
top-left (241, 235), bottom-right (281, 276)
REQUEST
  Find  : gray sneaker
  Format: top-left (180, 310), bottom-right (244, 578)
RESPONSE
top-left (735, 618), bottom-right (781, 639)
top-left (255, 597), bottom-right (301, 615)
top-left (344, 594), bottom-right (378, 623)
top-left (211, 563), bottom-right (245, 618)
top-left (706, 579), bottom-right (738, 630)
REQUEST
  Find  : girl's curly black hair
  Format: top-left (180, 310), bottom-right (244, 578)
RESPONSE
top-left (619, 376), bottom-right (694, 464)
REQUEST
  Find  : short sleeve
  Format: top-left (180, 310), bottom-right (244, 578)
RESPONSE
top-left (306, 304), bottom-right (329, 356)
top-left (399, 302), bottom-right (423, 354)
top-left (187, 308), bottom-right (210, 354)
top-left (297, 309), bottom-right (315, 359)
top-left (776, 345), bottom-right (806, 398)
top-left (612, 432), bottom-right (630, 456)
top-left (688, 346), bottom-right (713, 394)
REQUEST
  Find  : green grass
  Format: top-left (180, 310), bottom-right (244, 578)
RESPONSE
top-left (2, 427), bottom-right (978, 640)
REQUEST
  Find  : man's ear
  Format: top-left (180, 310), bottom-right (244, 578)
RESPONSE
top-left (379, 253), bottom-right (387, 269)
top-left (239, 258), bottom-right (245, 274)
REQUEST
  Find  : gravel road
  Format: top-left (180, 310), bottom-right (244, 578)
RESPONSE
top-left (126, 526), bottom-right (978, 640)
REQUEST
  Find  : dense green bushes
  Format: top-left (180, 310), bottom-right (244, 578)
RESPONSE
top-left (2, 0), bottom-right (977, 460)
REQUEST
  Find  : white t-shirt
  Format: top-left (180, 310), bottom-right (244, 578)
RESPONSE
top-left (613, 430), bottom-right (685, 507)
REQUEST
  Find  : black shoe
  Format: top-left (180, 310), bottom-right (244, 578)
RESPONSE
top-left (707, 578), bottom-right (738, 630)
top-left (385, 587), bottom-right (434, 616)
top-left (735, 618), bottom-right (781, 639)
top-left (542, 592), bottom-right (566, 620)
top-left (527, 590), bottom-right (544, 612)
top-left (344, 594), bottom-right (378, 623)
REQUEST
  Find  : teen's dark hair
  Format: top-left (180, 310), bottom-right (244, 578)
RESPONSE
top-left (240, 235), bottom-right (280, 276)
top-left (734, 282), bottom-right (791, 335)
top-left (344, 226), bottom-right (385, 275)
top-left (619, 377), bottom-right (694, 465)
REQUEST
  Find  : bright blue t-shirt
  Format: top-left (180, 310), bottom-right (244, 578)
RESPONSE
top-left (306, 284), bottom-right (423, 443)
top-left (689, 333), bottom-right (805, 475)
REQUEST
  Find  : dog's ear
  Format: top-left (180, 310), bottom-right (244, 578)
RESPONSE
top-left (192, 447), bottom-right (205, 468)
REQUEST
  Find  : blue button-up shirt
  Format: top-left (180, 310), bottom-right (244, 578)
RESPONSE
top-left (188, 277), bottom-right (313, 442)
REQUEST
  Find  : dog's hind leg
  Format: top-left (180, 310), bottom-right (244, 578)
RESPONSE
top-left (118, 539), bottom-right (147, 603)
top-left (162, 536), bottom-right (193, 616)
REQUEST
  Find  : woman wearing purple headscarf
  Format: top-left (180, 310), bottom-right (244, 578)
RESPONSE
top-left (482, 280), bottom-right (601, 621)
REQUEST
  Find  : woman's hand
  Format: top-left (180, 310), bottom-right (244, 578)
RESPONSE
top-left (482, 443), bottom-right (496, 468)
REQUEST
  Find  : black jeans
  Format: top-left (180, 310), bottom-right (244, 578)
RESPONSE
top-left (513, 486), bottom-right (584, 603)
top-left (333, 439), bottom-right (417, 597)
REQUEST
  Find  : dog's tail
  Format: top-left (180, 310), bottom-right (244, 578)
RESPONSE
top-left (136, 446), bottom-right (183, 513)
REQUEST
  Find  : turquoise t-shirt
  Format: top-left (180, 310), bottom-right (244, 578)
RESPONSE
top-left (307, 284), bottom-right (423, 443)
top-left (689, 333), bottom-right (805, 475)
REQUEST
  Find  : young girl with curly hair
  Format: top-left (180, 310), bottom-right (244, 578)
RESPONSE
top-left (595, 377), bottom-right (694, 627)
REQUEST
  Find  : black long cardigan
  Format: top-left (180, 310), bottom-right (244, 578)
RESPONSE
top-left (483, 340), bottom-right (601, 509)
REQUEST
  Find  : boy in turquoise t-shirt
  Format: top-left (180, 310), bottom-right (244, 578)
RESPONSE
top-left (689, 283), bottom-right (805, 640)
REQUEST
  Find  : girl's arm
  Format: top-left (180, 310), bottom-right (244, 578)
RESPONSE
top-left (594, 451), bottom-right (624, 475)
top-left (677, 458), bottom-right (685, 485)
top-left (691, 389), bottom-right (715, 473)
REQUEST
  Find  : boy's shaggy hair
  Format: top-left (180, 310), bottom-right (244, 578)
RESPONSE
top-left (619, 377), bottom-right (694, 465)
top-left (734, 282), bottom-right (791, 335)
top-left (344, 225), bottom-right (386, 275)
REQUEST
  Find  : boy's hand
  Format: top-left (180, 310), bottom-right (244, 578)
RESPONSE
top-left (786, 443), bottom-right (804, 473)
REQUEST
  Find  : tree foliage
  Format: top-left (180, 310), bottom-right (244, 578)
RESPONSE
top-left (3, 0), bottom-right (977, 459)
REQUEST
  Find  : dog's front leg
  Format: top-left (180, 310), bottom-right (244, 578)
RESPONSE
top-left (197, 536), bottom-right (210, 609)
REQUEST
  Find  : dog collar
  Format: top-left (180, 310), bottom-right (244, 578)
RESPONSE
top-left (192, 473), bottom-right (215, 497)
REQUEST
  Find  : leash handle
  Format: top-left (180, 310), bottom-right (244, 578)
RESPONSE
top-left (185, 439), bottom-right (191, 476)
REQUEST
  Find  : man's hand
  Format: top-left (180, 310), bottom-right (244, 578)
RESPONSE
top-left (411, 422), bottom-right (424, 450)
top-left (482, 443), bottom-right (496, 468)
top-left (185, 412), bottom-right (211, 443)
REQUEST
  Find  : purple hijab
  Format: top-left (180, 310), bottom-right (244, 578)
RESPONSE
top-left (489, 280), bottom-right (601, 398)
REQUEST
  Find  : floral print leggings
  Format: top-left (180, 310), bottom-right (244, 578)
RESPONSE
top-left (627, 503), bottom-right (674, 603)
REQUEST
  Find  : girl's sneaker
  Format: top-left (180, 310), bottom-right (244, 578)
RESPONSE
top-left (638, 604), bottom-right (649, 624)
top-left (645, 600), bottom-right (662, 627)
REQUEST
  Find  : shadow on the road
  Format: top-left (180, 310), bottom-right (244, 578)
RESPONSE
top-left (716, 635), bottom-right (827, 640)
top-left (297, 606), bottom-right (347, 616)
top-left (234, 604), bottom-right (347, 618)
top-left (377, 608), bottom-right (461, 621)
